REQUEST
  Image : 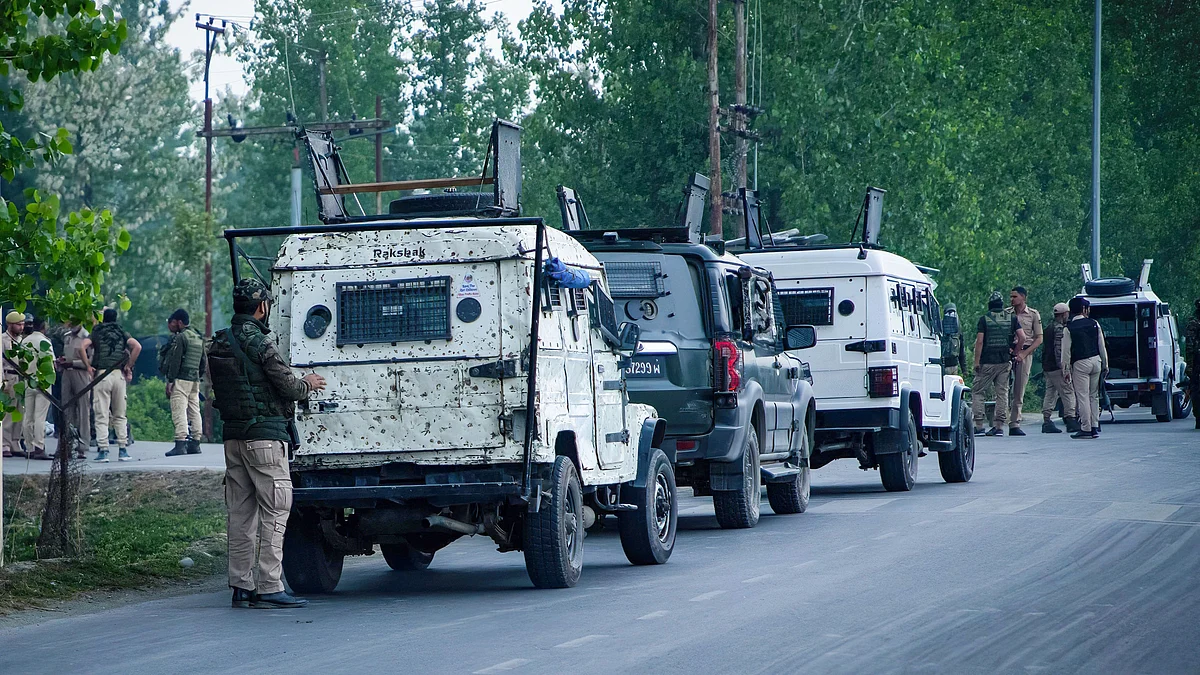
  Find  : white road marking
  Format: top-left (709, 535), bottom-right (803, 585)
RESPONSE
top-left (742, 574), bottom-right (773, 584)
top-left (689, 590), bottom-right (728, 602)
top-left (637, 610), bottom-right (669, 620)
top-left (474, 658), bottom-right (531, 673)
top-left (872, 531), bottom-right (898, 540)
top-left (823, 633), bottom-right (844, 638)
top-left (835, 545), bottom-right (861, 554)
top-left (946, 498), bottom-right (1045, 515)
top-left (791, 560), bottom-right (817, 569)
top-left (554, 635), bottom-right (609, 649)
top-left (912, 519), bottom-right (936, 527)
top-left (1093, 502), bottom-right (1181, 522)
top-left (807, 498), bottom-right (896, 514)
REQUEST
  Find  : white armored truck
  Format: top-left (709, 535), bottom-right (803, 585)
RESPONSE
top-left (223, 121), bottom-right (677, 591)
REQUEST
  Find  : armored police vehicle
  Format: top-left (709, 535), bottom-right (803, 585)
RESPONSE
top-left (562, 179), bottom-right (818, 529)
top-left (223, 121), bottom-right (677, 591)
top-left (735, 188), bottom-right (974, 491)
top-left (1079, 260), bottom-right (1190, 422)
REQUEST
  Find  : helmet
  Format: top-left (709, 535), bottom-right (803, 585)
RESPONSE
top-left (987, 291), bottom-right (1004, 310)
top-left (232, 278), bottom-right (272, 304)
top-left (943, 302), bottom-right (957, 316)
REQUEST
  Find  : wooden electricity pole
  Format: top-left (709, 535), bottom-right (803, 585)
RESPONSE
top-left (706, 0), bottom-right (723, 237)
top-left (733, 0), bottom-right (748, 195)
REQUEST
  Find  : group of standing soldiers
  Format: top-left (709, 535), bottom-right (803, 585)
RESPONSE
top-left (0, 307), bottom-right (209, 461)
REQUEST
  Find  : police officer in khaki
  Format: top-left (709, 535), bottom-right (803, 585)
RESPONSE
top-left (161, 309), bottom-right (205, 457)
top-left (208, 279), bottom-right (326, 609)
top-left (1005, 286), bottom-right (1043, 436)
top-left (78, 308), bottom-right (141, 462)
top-left (972, 291), bottom-right (1028, 436)
top-left (57, 320), bottom-right (92, 457)
top-left (1040, 303), bottom-right (1077, 433)
top-left (2, 311), bottom-right (25, 458)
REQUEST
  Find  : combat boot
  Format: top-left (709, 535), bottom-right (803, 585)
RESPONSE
top-left (231, 587), bottom-right (254, 609)
top-left (1042, 420), bottom-right (1062, 433)
top-left (186, 438), bottom-right (202, 454)
top-left (1064, 417), bottom-right (1081, 433)
top-left (1194, 416), bottom-right (1199, 429)
top-left (164, 440), bottom-right (189, 457)
top-left (251, 591), bottom-right (308, 609)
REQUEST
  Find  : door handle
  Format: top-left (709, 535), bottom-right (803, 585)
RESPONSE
top-left (928, 357), bottom-right (941, 365)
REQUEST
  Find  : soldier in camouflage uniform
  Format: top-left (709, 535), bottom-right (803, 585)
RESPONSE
top-left (208, 278), bottom-right (325, 609)
top-left (78, 308), bottom-right (141, 462)
top-left (1186, 299), bottom-right (1200, 430)
top-left (161, 309), bottom-right (206, 457)
top-left (940, 303), bottom-right (967, 376)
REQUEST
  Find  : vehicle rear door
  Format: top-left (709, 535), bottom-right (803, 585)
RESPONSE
top-left (775, 275), bottom-right (868, 401)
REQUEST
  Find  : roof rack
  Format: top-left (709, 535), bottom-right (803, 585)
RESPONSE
top-left (301, 119), bottom-right (522, 224)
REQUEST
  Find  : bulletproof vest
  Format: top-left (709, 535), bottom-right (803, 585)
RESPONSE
top-left (207, 325), bottom-right (289, 440)
top-left (178, 327), bottom-right (205, 381)
top-left (941, 334), bottom-right (961, 368)
top-left (1068, 318), bottom-right (1101, 363)
top-left (90, 322), bottom-right (129, 370)
top-left (980, 311), bottom-right (1014, 364)
top-left (1042, 322), bottom-right (1064, 372)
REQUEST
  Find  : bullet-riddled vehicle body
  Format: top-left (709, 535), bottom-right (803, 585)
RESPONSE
top-left (225, 218), bottom-right (677, 591)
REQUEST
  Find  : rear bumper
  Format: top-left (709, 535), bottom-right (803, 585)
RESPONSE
top-left (293, 482), bottom-right (524, 507)
top-left (815, 407), bottom-right (899, 433)
top-left (662, 420), bottom-right (746, 465)
top-left (291, 463), bottom-right (538, 508)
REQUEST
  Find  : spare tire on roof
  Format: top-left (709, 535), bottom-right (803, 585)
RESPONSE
top-left (1084, 277), bottom-right (1136, 297)
top-left (388, 191), bottom-right (495, 217)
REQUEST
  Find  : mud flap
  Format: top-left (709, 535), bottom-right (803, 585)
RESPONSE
top-left (629, 418), bottom-right (668, 488)
top-left (873, 387), bottom-right (913, 455)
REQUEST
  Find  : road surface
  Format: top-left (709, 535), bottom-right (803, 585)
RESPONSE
top-left (2, 410), bottom-right (1198, 674)
top-left (2, 440), bottom-right (224, 475)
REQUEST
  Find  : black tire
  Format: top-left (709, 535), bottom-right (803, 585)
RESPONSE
top-left (1173, 387), bottom-right (1192, 419)
top-left (523, 456), bottom-right (584, 589)
top-left (1084, 277), bottom-right (1136, 297)
top-left (388, 191), bottom-right (495, 216)
top-left (766, 428), bottom-right (811, 515)
top-left (283, 512), bottom-right (345, 594)
top-left (380, 541), bottom-right (434, 571)
top-left (617, 449), bottom-right (677, 565)
top-left (939, 400), bottom-right (975, 483)
top-left (879, 408), bottom-right (919, 492)
top-left (713, 430), bottom-right (761, 529)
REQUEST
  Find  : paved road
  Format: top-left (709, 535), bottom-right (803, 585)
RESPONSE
top-left (2, 410), bottom-right (1198, 674)
top-left (1, 441), bottom-right (224, 475)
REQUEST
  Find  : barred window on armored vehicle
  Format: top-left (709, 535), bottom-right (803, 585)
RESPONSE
top-left (605, 261), bottom-right (666, 298)
top-left (778, 288), bottom-right (835, 326)
top-left (336, 277), bottom-right (452, 345)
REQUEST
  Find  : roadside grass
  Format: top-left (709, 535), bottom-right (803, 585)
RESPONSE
top-left (1, 471), bottom-right (226, 613)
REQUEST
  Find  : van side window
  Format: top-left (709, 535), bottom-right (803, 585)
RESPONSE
top-left (726, 274), bottom-right (746, 336)
top-left (917, 288), bottom-right (935, 339)
top-left (750, 278), bottom-right (774, 344)
top-left (772, 292), bottom-right (787, 348)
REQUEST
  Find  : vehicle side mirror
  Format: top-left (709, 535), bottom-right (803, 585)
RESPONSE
top-left (784, 325), bottom-right (817, 350)
top-left (942, 314), bottom-right (960, 336)
top-left (618, 322), bottom-right (641, 353)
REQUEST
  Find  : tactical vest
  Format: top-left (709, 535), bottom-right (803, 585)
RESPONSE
top-left (980, 311), bottom-right (1014, 364)
top-left (1042, 322), bottom-right (1064, 372)
top-left (178, 327), bottom-right (205, 381)
top-left (1068, 318), bottom-right (1101, 363)
top-left (91, 322), bottom-right (129, 370)
top-left (941, 334), bottom-right (961, 368)
top-left (208, 325), bottom-right (290, 442)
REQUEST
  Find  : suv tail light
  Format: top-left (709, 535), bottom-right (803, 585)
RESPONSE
top-left (867, 366), bottom-right (898, 397)
top-left (714, 340), bottom-right (742, 392)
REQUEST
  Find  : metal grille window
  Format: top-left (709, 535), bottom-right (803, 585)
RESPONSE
top-left (590, 283), bottom-right (621, 345)
top-left (336, 277), bottom-right (452, 346)
top-left (605, 261), bottom-right (665, 298)
top-left (778, 288), bottom-right (835, 326)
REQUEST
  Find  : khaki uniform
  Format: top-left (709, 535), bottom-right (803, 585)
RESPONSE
top-left (1006, 306), bottom-right (1042, 429)
top-left (90, 322), bottom-right (134, 449)
top-left (224, 438), bottom-right (292, 594)
top-left (1041, 321), bottom-right (1075, 422)
top-left (170, 381), bottom-right (203, 442)
top-left (1061, 316), bottom-right (1109, 433)
top-left (161, 326), bottom-right (205, 441)
top-left (60, 326), bottom-right (91, 452)
top-left (2, 331), bottom-right (23, 455)
top-left (972, 362), bottom-right (1012, 429)
top-left (20, 331), bottom-right (54, 454)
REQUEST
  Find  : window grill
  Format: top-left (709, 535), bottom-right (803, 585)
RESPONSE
top-left (336, 276), bottom-right (452, 346)
top-left (570, 288), bottom-right (587, 314)
top-left (778, 288), bottom-right (835, 326)
top-left (605, 261), bottom-right (665, 298)
top-left (590, 283), bottom-right (621, 344)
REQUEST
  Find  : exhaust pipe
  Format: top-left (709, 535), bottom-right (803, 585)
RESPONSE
top-left (424, 515), bottom-right (485, 536)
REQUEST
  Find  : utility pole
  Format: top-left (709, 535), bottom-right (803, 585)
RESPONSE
top-left (196, 16), bottom-right (226, 338)
top-left (376, 95), bottom-right (384, 214)
top-left (1091, 0), bottom-right (1102, 277)
top-left (318, 51), bottom-right (329, 123)
top-left (706, 0), bottom-right (722, 237)
top-left (733, 0), bottom-right (748, 197)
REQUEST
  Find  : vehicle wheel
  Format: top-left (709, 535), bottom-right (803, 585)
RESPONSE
top-left (381, 541), bottom-right (434, 571)
top-left (283, 511), bottom-right (345, 594)
top-left (879, 408), bottom-right (919, 492)
top-left (766, 430), bottom-right (810, 515)
top-left (713, 430), bottom-right (761, 529)
top-left (1173, 387), bottom-right (1192, 419)
top-left (938, 400), bottom-right (975, 483)
top-left (523, 456), bottom-right (584, 588)
top-left (617, 449), bottom-right (677, 565)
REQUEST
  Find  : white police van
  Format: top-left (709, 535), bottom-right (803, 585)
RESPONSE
top-left (1079, 260), bottom-right (1190, 422)
top-left (735, 188), bottom-right (974, 491)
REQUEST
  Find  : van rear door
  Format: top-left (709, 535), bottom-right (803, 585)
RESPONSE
top-left (776, 276), bottom-right (868, 400)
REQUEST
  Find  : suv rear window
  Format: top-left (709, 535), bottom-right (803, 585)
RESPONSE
top-left (778, 288), bottom-right (834, 326)
top-left (337, 277), bottom-right (452, 345)
top-left (605, 261), bottom-right (666, 298)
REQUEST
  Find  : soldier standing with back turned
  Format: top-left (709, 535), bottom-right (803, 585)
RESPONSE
top-left (1040, 303), bottom-right (1078, 434)
top-left (208, 279), bottom-right (325, 609)
top-left (161, 309), bottom-right (205, 456)
top-left (78, 308), bottom-right (141, 462)
top-left (972, 291), bottom-right (1028, 436)
top-left (1185, 299), bottom-right (1200, 430)
top-left (1005, 286), bottom-right (1043, 436)
top-left (940, 303), bottom-right (967, 376)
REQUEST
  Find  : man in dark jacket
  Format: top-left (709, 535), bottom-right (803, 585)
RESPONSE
top-left (1040, 303), bottom-right (1077, 433)
top-left (972, 291), bottom-right (1028, 436)
top-left (161, 309), bottom-right (205, 457)
top-left (78, 308), bottom-right (140, 462)
top-left (208, 278), bottom-right (325, 609)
